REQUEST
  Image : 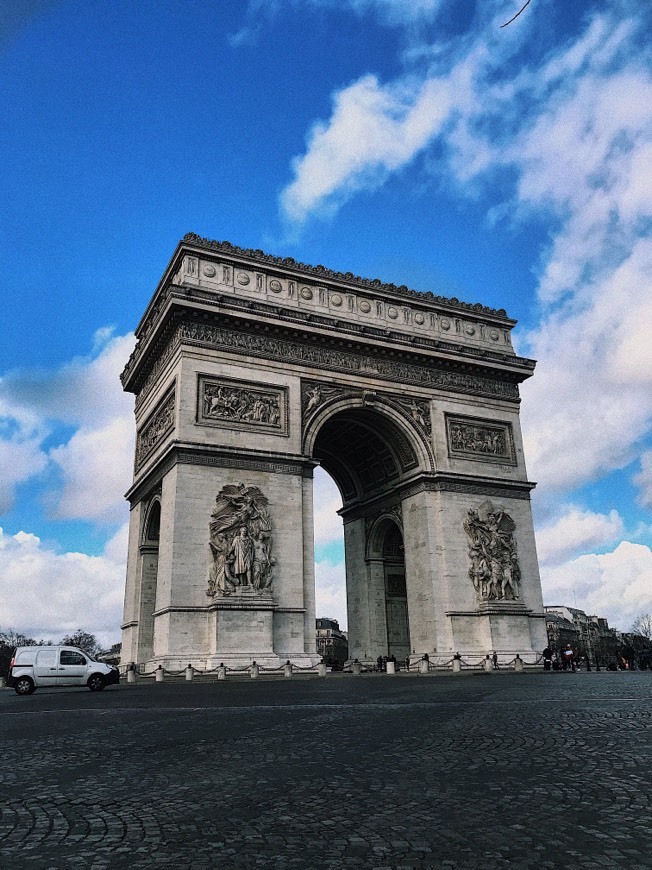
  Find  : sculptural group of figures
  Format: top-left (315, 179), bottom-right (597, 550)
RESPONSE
top-left (450, 423), bottom-right (505, 455)
top-left (203, 384), bottom-right (280, 426)
top-left (207, 483), bottom-right (275, 596)
top-left (464, 507), bottom-right (521, 601)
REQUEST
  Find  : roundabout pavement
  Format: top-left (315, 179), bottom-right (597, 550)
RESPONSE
top-left (1, 671), bottom-right (651, 869)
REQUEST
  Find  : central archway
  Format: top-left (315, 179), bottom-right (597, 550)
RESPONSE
top-left (308, 401), bottom-right (430, 663)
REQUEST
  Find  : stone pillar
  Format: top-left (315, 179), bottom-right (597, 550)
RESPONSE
top-left (344, 518), bottom-right (373, 661)
top-left (401, 490), bottom-right (442, 656)
top-left (484, 656), bottom-right (493, 672)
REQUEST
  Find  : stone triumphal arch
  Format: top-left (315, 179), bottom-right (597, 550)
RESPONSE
top-left (121, 234), bottom-right (547, 669)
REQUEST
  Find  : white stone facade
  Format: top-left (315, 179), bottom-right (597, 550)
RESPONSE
top-left (120, 234), bottom-right (547, 670)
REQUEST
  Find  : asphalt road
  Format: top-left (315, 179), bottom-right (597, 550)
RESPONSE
top-left (1, 671), bottom-right (651, 869)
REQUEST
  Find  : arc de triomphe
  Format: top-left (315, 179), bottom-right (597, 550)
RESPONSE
top-left (120, 234), bottom-right (547, 669)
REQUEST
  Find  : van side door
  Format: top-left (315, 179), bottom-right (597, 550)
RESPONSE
top-left (58, 649), bottom-right (88, 685)
top-left (33, 648), bottom-right (59, 685)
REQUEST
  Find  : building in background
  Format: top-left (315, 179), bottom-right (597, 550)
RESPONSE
top-left (316, 618), bottom-right (348, 668)
top-left (545, 606), bottom-right (621, 665)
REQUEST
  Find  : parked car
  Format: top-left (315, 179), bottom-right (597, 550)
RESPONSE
top-left (7, 646), bottom-right (120, 695)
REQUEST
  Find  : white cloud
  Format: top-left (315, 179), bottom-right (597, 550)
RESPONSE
top-left (315, 558), bottom-right (347, 629)
top-left (0, 434), bottom-right (48, 514)
top-left (0, 330), bottom-right (136, 522)
top-left (48, 416), bottom-right (135, 523)
top-left (541, 541), bottom-right (652, 632)
top-left (281, 73), bottom-right (451, 224)
top-left (0, 526), bottom-right (126, 649)
top-left (536, 506), bottom-right (624, 567)
top-left (313, 466), bottom-right (344, 548)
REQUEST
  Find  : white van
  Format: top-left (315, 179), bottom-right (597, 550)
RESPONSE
top-left (8, 646), bottom-right (120, 695)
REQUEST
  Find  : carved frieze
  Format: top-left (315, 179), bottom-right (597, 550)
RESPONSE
top-left (207, 482), bottom-right (275, 598)
top-left (197, 375), bottom-right (288, 435)
top-left (464, 502), bottom-right (521, 602)
top-left (446, 415), bottom-right (515, 466)
top-left (135, 386), bottom-right (175, 470)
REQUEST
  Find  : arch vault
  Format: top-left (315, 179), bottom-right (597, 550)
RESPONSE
top-left (120, 234), bottom-right (547, 669)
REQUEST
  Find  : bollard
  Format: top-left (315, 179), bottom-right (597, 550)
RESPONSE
top-left (127, 664), bottom-right (136, 684)
top-left (452, 654), bottom-right (461, 674)
top-left (283, 660), bottom-right (293, 679)
top-left (185, 664), bottom-right (194, 681)
top-left (484, 655), bottom-right (493, 672)
top-left (250, 661), bottom-right (259, 679)
top-left (514, 655), bottom-right (524, 673)
top-left (317, 662), bottom-right (327, 677)
top-left (352, 659), bottom-right (362, 675)
top-left (155, 665), bottom-right (164, 682)
top-left (419, 658), bottom-right (429, 674)
top-left (217, 664), bottom-right (226, 680)
top-left (386, 660), bottom-right (396, 675)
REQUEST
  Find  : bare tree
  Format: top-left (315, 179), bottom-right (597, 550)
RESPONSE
top-left (630, 613), bottom-right (652, 640)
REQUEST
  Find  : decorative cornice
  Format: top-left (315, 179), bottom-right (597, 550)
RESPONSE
top-left (181, 233), bottom-right (512, 319)
top-left (131, 317), bottom-right (522, 410)
top-left (126, 442), bottom-right (318, 505)
top-left (339, 472), bottom-right (534, 520)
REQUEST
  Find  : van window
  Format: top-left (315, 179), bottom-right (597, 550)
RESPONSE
top-left (60, 650), bottom-right (86, 665)
top-left (36, 649), bottom-right (57, 666)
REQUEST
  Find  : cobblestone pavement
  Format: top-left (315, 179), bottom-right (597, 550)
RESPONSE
top-left (1, 671), bottom-right (651, 870)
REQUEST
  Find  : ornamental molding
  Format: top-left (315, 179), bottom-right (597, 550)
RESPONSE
top-left (339, 473), bottom-right (533, 521)
top-left (130, 319), bottom-right (519, 411)
top-left (126, 443), bottom-right (316, 507)
top-left (181, 233), bottom-right (510, 319)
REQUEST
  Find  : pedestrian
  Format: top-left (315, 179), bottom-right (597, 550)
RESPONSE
top-left (492, 651), bottom-right (499, 670)
top-left (405, 654), bottom-right (411, 672)
top-left (376, 655), bottom-right (383, 673)
top-left (542, 646), bottom-right (553, 671)
top-left (562, 644), bottom-right (575, 672)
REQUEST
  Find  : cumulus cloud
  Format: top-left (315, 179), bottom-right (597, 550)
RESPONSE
top-left (0, 329), bottom-right (135, 522)
top-left (313, 466), bottom-right (344, 548)
top-left (315, 558), bottom-right (347, 628)
top-left (541, 541), bottom-right (652, 632)
top-left (280, 2), bottom-right (652, 507)
top-left (0, 526), bottom-right (126, 648)
top-left (535, 506), bottom-right (624, 567)
top-left (48, 416), bottom-right (135, 524)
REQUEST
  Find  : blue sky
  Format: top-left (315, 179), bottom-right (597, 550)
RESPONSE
top-left (1, 0), bottom-right (651, 645)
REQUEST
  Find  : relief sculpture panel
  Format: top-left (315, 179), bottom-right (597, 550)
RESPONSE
top-left (464, 502), bottom-right (521, 602)
top-left (198, 375), bottom-right (287, 435)
top-left (446, 415), bottom-right (515, 465)
top-left (135, 387), bottom-right (175, 470)
top-left (207, 483), bottom-right (275, 598)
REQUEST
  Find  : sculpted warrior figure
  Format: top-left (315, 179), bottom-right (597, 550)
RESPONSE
top-left (464, 505), bottom-right (521, 602)
top-left (208, 483), bottom-right (274, 596)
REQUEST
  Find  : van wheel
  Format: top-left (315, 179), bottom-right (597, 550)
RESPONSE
top-left (87, 674), bottom-right (106, 692)
top-left (15, 677), bottom-right (35, 696)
